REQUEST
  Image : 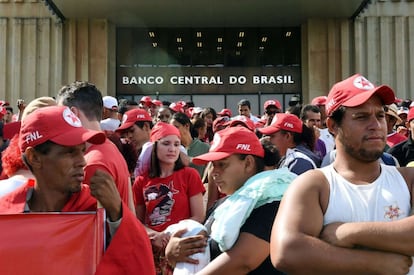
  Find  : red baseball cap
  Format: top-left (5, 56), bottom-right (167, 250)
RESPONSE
top-left (311, 96), bottom-right (327, 106)
top-left (224, 115), bottom-right (255, 131)
top-left (152, 99), bottom-right (163, 107)
top-left (19, 106), bottom-right (106, 152)
top-left (408, 107), bottom-right (414, 122)
top-left (150, 122), bottom-right (181, 142)
top-left (258, 113), bottom-right (303, 135)
top-left (218, 108), bottom-right (232, 117)
top-left (169, 102), bottom-right (185, 113)
top-left (325, 74), bottom-right (395, 116)
top-left (192, 127), bottom-right (264, 165)
top-left (116, 108), bottom-right (152, 132)
top-left (264, 100), bottom-right (282, 110)
top-left (212, 116), bottom-right (230, 133)
top-left (140, 96), bottom-right (153, 106)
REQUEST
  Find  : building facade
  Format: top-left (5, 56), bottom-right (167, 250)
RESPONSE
top-left (1, 0), bottom-right (413, 114)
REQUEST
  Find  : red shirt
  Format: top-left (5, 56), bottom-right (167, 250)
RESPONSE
top-left (133, 166), bottom-right (205, 232)
top-left (84, 139), bottom-right (132, 206)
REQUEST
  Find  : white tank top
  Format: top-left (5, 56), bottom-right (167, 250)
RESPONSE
top-left (321, 164), bottom-right (413, 274)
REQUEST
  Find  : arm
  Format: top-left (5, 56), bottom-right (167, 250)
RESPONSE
top-left (165, 229), bottom-right (207, 266)
top-left (197, 232), bottom-right (269, 275)
top-left (189, 193), bottom-right (205, 224)
top-left (321, 167), bottom-right (414, 256)
top-left (89, 170), bottom-right (122, 222)
top-left (270, 169), bottom-right (412, 275)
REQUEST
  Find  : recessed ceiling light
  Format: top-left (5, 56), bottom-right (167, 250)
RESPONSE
top-left (149, 32), bottom-right (155, 38)
top-left (218, 37), bottom-right (223, 43)
top-left (196, 32), bottom-right (202, 38)
top-left (152, 42), bottom-right (157, 47)
top-left (217, 46), bottom-right (222, 51)
top-left (178, 46), bottom-right (183, 51)
top-left (197, 42), bottom-right (202, 47)
top-left (239, 31), bottom-right (245, 38)
top-left (237, 42), bottom-right (243, 47)
top-left (286, 31), bottom-right (291, 37)
top-left (236, 51), bottom-right (241, 56)
top-left (177, 37), bottom-right (182, 43)
top-left (261, 37), bottom-right (267, 42)
top-left (259, 46), bottom-right (264, 51)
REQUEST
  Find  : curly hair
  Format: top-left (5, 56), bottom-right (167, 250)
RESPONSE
top-left (2, 135), bottom-right (27, 177)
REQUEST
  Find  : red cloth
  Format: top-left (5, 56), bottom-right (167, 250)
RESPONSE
top-left (84, 139), bottom-right (132, 207)
top-left (0, 209), bottom-right (105, 275)
top-left (387, 132), bottom-right (408, 148)
top-left (0, 180), bottom-right (155, 275)
top-left (133, 166), bottom-right (205, 232)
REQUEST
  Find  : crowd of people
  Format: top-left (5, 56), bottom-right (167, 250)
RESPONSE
top-left (0, 73), bottom-right (413, 274)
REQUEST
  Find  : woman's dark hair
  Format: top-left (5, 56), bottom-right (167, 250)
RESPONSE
top-left (172, 112), bottom-right (193, 135)
top-left (201, 107), bottom-right (217, 141)
top-left (148, 141), bottom-right (185, 178)
top-left (191, 117), bottom-right (206, 138)
top-left (107, 133), bottom-right (137, 173)
top-left (292, 125), bottom-right (316, 151)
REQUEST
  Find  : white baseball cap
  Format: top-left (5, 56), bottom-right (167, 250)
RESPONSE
top-left (103, 96), bottom-right (118, 111)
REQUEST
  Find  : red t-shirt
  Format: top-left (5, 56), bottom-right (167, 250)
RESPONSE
top-left (133, 166), bottom-right (205, 232)
top-left (84, 139), bottom-right (131, 206)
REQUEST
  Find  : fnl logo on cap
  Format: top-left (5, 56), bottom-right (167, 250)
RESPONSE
top-left (25, 131), bottom-right (43, 144)
top-left (284, 122), bottom-right (294, 129)
top-left (236, 144), bottom-right (251, 151)
top-left (136, 114), bottom-right (146, 119)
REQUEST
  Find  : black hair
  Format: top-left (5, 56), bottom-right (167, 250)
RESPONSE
top-left (57, 81), bottom-right (103, 121)
top-left (236, 153), bottom-right (265, 174)
top-left (22, 140), bottom-right (56, 172)
top-left (300, 104), bottom-right (321, 121)
top-left (191, 117), bottom-right (206, 138)
top-left (172, 112), bottom-right (194, 136)
top-left (237, 99), bottom-right (251, 109)
top-left (118, 99), bottom-right (138, 115)
top-left (329, 106), bottom-right (347, 126)
top-left (134, 120), bottom-right (153, 130)
top-left (292, 125), bottom-right (316, 151)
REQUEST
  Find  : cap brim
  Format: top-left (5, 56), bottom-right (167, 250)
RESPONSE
top-left (257, 125), bottom-right (279, 135)
top-left (343, 85), bottom-right (395, 107)
top-left (51, 128), bottom-right (106, 146)
top-left (192, 152), bottom-right (232, 165)
top-left (115, 122), bottom-right (135, 132)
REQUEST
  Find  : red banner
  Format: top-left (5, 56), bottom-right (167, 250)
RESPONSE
top-left (0, 209), bottom-right (105, 275)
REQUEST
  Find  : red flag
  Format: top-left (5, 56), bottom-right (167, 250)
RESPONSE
top-left (0, 209), bottom-right (105, 275)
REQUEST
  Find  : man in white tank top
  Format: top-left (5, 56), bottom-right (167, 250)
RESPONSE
top-left (270, 74), bottom-right (414, 274)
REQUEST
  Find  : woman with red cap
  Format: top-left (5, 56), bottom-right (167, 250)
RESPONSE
top-left (164, 127), bottom-right (296, 274)
top-left (133, 122), bottom-right (205, 275)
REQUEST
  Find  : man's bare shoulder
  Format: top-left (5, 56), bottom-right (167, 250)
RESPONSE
top-left (289, 168), bottom-right (329, 189)
top-left (281, 168), bottom-right (330, 213)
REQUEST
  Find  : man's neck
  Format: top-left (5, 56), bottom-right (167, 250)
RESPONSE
top-left (28, 187), bottom-right (70, 212)
top-left (333, 153), bottom-right (382, 185)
